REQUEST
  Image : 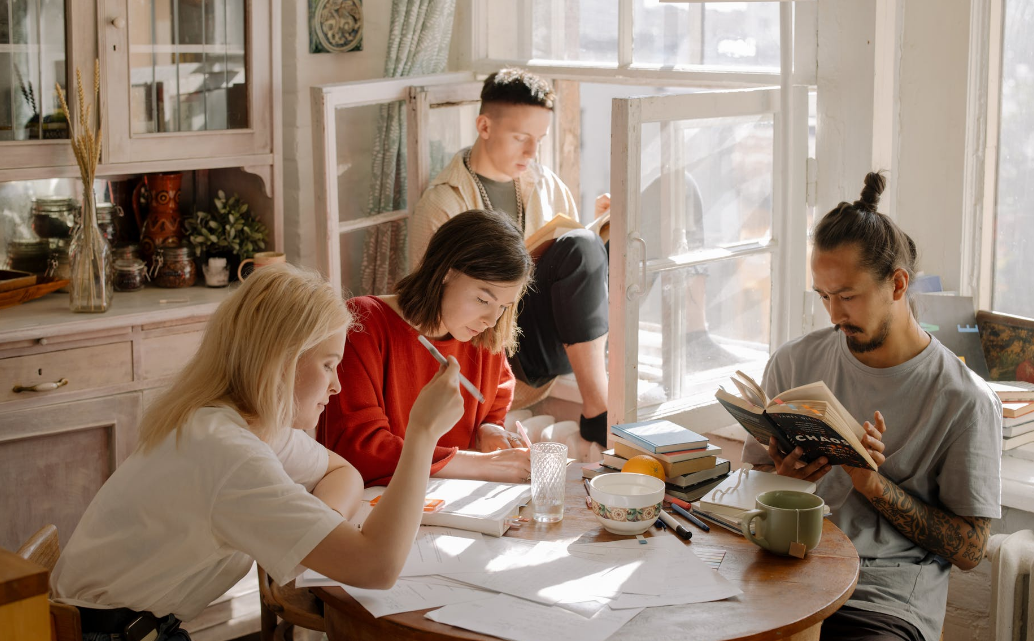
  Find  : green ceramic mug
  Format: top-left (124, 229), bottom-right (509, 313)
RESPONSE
top-left (738, 490), bottom-right (824, 557)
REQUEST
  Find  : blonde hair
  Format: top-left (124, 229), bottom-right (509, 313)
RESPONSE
top-left (137, 264), bottom-right (352, 452)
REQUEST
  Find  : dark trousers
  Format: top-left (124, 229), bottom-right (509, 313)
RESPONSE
top-left (511, 229), bottom-right (609, 387)
top-left (819, 606), bottom-right (925, 641)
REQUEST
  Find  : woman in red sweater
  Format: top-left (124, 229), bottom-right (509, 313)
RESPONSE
top-left (319, 210), bottom-right (535, 486)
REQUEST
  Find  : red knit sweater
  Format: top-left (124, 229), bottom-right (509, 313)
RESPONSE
top-left (318, 296), bottom-right (515, 486)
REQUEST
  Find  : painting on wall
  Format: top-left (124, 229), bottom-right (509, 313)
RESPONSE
top-left (309, 0), bottom-right (364, 54)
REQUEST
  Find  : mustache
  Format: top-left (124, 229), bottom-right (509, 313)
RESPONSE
top-left (834, 323), bottom-right (864, 334)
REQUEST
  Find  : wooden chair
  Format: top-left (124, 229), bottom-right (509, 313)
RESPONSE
top-left (257, 566), bottom-right (325, 641)
top-left (15, 525), bottom-right (81, 641)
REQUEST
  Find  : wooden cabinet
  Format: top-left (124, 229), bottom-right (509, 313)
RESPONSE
top-left (0, 288), bottom-right (259, 641)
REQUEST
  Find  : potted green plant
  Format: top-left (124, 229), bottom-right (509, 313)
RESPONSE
top-left (185, 191), bottom-right (268, 286)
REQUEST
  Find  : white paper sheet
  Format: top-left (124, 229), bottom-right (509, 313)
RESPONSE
top-left (607, 571), bottom-right (742, 609)
top-left (443, 538), bottom-right (646, 606)
top-left (567, 535), bottom-right (718, 596)
top-left (344, 579), bottom-right (493, 618)
top-left (426, 594), bottom-right (644, 641)
top-left (399, 527), bottom-right (489, 576)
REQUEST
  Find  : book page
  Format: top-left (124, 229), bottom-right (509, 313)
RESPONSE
top-left (773, 381), bottom-right (865, 439)
top-left (732, 370), bottom-right (768, 407)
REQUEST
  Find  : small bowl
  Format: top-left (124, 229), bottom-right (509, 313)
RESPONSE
top-left (588, 472), bottom-right (665, 535)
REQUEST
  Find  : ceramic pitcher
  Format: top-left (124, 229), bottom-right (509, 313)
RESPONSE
top-left (135, 173), bottom-right (184, 266)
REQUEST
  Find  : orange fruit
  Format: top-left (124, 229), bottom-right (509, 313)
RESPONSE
top-left (621, 454), bottom-right (666, 481)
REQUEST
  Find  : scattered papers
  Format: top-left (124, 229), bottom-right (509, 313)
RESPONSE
top-left (343, 579), bottom-right (492, 618)
top-left (608, 571), bottom-right (742, 609)
top-left (426, 594), bottom-right (644, 641)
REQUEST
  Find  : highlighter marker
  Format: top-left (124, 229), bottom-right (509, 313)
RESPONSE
top-left (417, 335), bottom-right (486, 403)
top-left (657, 510), bottom-right (692, 540)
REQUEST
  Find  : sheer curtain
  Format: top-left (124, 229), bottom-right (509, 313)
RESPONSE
top-left (359, 0), bottom-right (455, 294)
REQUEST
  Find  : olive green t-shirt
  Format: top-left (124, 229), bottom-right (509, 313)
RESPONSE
top-left (476, 174), bottom-right (521, 230)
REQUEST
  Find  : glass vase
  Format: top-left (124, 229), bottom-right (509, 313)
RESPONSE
top-left (68, 191), bottom-right (113, 313)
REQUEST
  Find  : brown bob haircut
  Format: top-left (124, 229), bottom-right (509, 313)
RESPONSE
top-left (396, 210), bottom-right (534, 356)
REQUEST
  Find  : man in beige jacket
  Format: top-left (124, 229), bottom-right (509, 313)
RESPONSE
top-left (409, 68), bottom-right (610, 447)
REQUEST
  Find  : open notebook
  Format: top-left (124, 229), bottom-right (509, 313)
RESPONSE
top-left (354, 478), bottom-right (532, 537)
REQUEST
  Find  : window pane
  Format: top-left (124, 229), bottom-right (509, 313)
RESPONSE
top-left (633, 1), bottom-right (780, 69)
top-left (1, 0), bottom-right (66, 141)
top-left (993, 0), bottom-right (1034, 317)
top-left (637, 254), bottom-right (771, 412)
top-left (427, 102), bottom-right (480, 184)
top-left (485, 0), bottom-right (618, 65)
top-left (335, 101), bottom-right (404, 222)
top-left (128, 0), bottom-right (248, 134)
top-left (639, 114), bottom-right (773, 263)
top-left (579, 83), bottom-right (699, 222)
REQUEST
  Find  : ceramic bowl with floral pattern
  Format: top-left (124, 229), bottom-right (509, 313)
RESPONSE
top-left (588, 473), bottom-right (666, 535)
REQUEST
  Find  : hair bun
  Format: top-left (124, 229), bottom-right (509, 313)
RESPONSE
top-left (854, 171), bottom-right (886, 212)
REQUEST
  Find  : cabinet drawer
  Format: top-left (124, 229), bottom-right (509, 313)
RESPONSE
top-left (141, 331), bottom-right (204, 380)
top-left (0, 343), bottom-right (134, 403)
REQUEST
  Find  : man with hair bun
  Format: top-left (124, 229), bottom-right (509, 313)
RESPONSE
top-left (410, 68), bottom-right (610, 447)
top-left (742, 172), bottom-right (1001, 641)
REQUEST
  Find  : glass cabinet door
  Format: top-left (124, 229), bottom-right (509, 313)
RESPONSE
top-left (0, 0), bottom-right (75, 169)
top-left (102, 0), bottom-right (272, 163)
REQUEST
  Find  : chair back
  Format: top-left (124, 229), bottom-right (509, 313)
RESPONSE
top-left (15, 524), bottom-right (81, 641)
top-left (988, 530), bottom-right (1034, 641)
top-left (16, 525), bottom-right (60, 572)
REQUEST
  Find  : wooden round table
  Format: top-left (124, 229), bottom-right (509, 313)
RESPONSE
top-left (315, 467), bottom-right (859, 641)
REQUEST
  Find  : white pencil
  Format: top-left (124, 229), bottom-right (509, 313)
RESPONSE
top-left (417, 335), bottom-right (486, 403)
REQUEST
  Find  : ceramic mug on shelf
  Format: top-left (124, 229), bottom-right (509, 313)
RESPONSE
top-left (238, 251), bottom-right (286, 280)
top-left (738, 490), bottom-right (824, 558)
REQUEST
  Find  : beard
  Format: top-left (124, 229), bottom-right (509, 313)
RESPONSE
top-left (836, 315), bottom-right (893, 354)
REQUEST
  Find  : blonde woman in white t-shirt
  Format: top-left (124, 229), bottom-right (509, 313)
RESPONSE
top-left (51, 264), bottom-right (465, 641)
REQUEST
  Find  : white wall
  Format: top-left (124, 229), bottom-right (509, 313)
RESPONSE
top-left (280, 1), bottom-right (394, 267)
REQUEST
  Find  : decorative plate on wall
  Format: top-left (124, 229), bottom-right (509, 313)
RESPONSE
top-left (310, 0), bottom-right (363, 54)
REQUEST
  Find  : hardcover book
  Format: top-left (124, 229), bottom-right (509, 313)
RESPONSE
top-left (602, 449), bottom-right (717, 478)
top-left (695, 469), bottom-right (817, 519)
top-left (610, 419), bottom-right (708, 454)
top-left (715, 370), bottom-right (877, 470)
top-left (612, 438), bottom-right (721, 464)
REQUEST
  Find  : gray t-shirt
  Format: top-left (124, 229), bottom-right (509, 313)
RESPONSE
top-left (742, 328), bottom-right (1002, 641)
top-left (476, 173), bottom-right (521, 230)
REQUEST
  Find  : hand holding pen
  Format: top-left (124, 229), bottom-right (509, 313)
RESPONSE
top-left (417, 335), bottom-right (486, 403)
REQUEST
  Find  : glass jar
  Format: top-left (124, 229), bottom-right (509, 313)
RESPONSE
top-left (95, 202), bottom-right (121, 247)
top-left (153, 245), bottom-right (196, 288)
top-left (113, 244), bottom-right (140, 262)
top-left (113, 258), bottom-right (147, 292)
top-left (46, 243), bottom-right (71, 292)
top-left (30, 196), bottom-right (78, 240)
top-left (7, 239), bottom-right (52, 275)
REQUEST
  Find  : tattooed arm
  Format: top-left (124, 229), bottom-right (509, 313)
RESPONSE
top-left (770, 411), bottom-right (990, 569)
top-left (857, 474), bottom-right (990, 570)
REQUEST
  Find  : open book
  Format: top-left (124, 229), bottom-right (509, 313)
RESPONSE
top-left (524, 212), bottom-right (610, 259)
top-left (355, 479), bottom-right (532, 538)
top-left (715, 371), bottom-right (877, 470)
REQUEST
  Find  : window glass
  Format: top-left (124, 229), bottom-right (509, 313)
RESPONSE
top-left (633, 1), bottom-right (780, 69)
top-left (993, 0), bottom-right (1034, 317)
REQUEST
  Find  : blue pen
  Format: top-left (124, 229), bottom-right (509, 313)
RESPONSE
top-left (654, 517), bottom-right (667, 530)
top-left (670, 503), bottom-right (711, 533)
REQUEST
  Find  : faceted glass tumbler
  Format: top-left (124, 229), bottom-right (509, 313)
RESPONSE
top-left (531, 442), bottom-right (568, 523)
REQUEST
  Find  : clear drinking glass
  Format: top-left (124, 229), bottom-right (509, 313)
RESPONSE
top-left (531, 442), bottom-right (567, 523)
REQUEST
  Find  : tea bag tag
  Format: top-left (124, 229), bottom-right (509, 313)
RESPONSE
top-left (789, 509), bottom-right (807, 558)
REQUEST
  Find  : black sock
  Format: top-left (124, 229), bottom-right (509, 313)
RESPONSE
top-left (580, 411), bottom-right (608, 447)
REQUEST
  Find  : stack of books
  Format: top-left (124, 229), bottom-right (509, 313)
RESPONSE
top-left (581, 419), bottom-right (731, 502)
top-left (991, 382), bottom-right (1034, 454)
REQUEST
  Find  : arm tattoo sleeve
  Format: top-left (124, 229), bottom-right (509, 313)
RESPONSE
top-left (868, 476), bottom-right (991, 567)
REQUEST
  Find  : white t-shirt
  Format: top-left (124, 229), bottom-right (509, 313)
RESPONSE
top-left (51, 406), bottom-right (345, 621)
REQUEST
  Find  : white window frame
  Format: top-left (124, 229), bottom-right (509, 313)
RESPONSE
top-left (459, 0), bottom-right (814, 427)
top-left (310, 71), bottom-right (474, 291)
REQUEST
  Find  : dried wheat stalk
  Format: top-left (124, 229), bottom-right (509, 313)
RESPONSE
top-left (56, 60), bottom-right (107, 311)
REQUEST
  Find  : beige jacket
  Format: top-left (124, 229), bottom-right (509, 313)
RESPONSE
top-left (408, 148), bottom-right (579, 268)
